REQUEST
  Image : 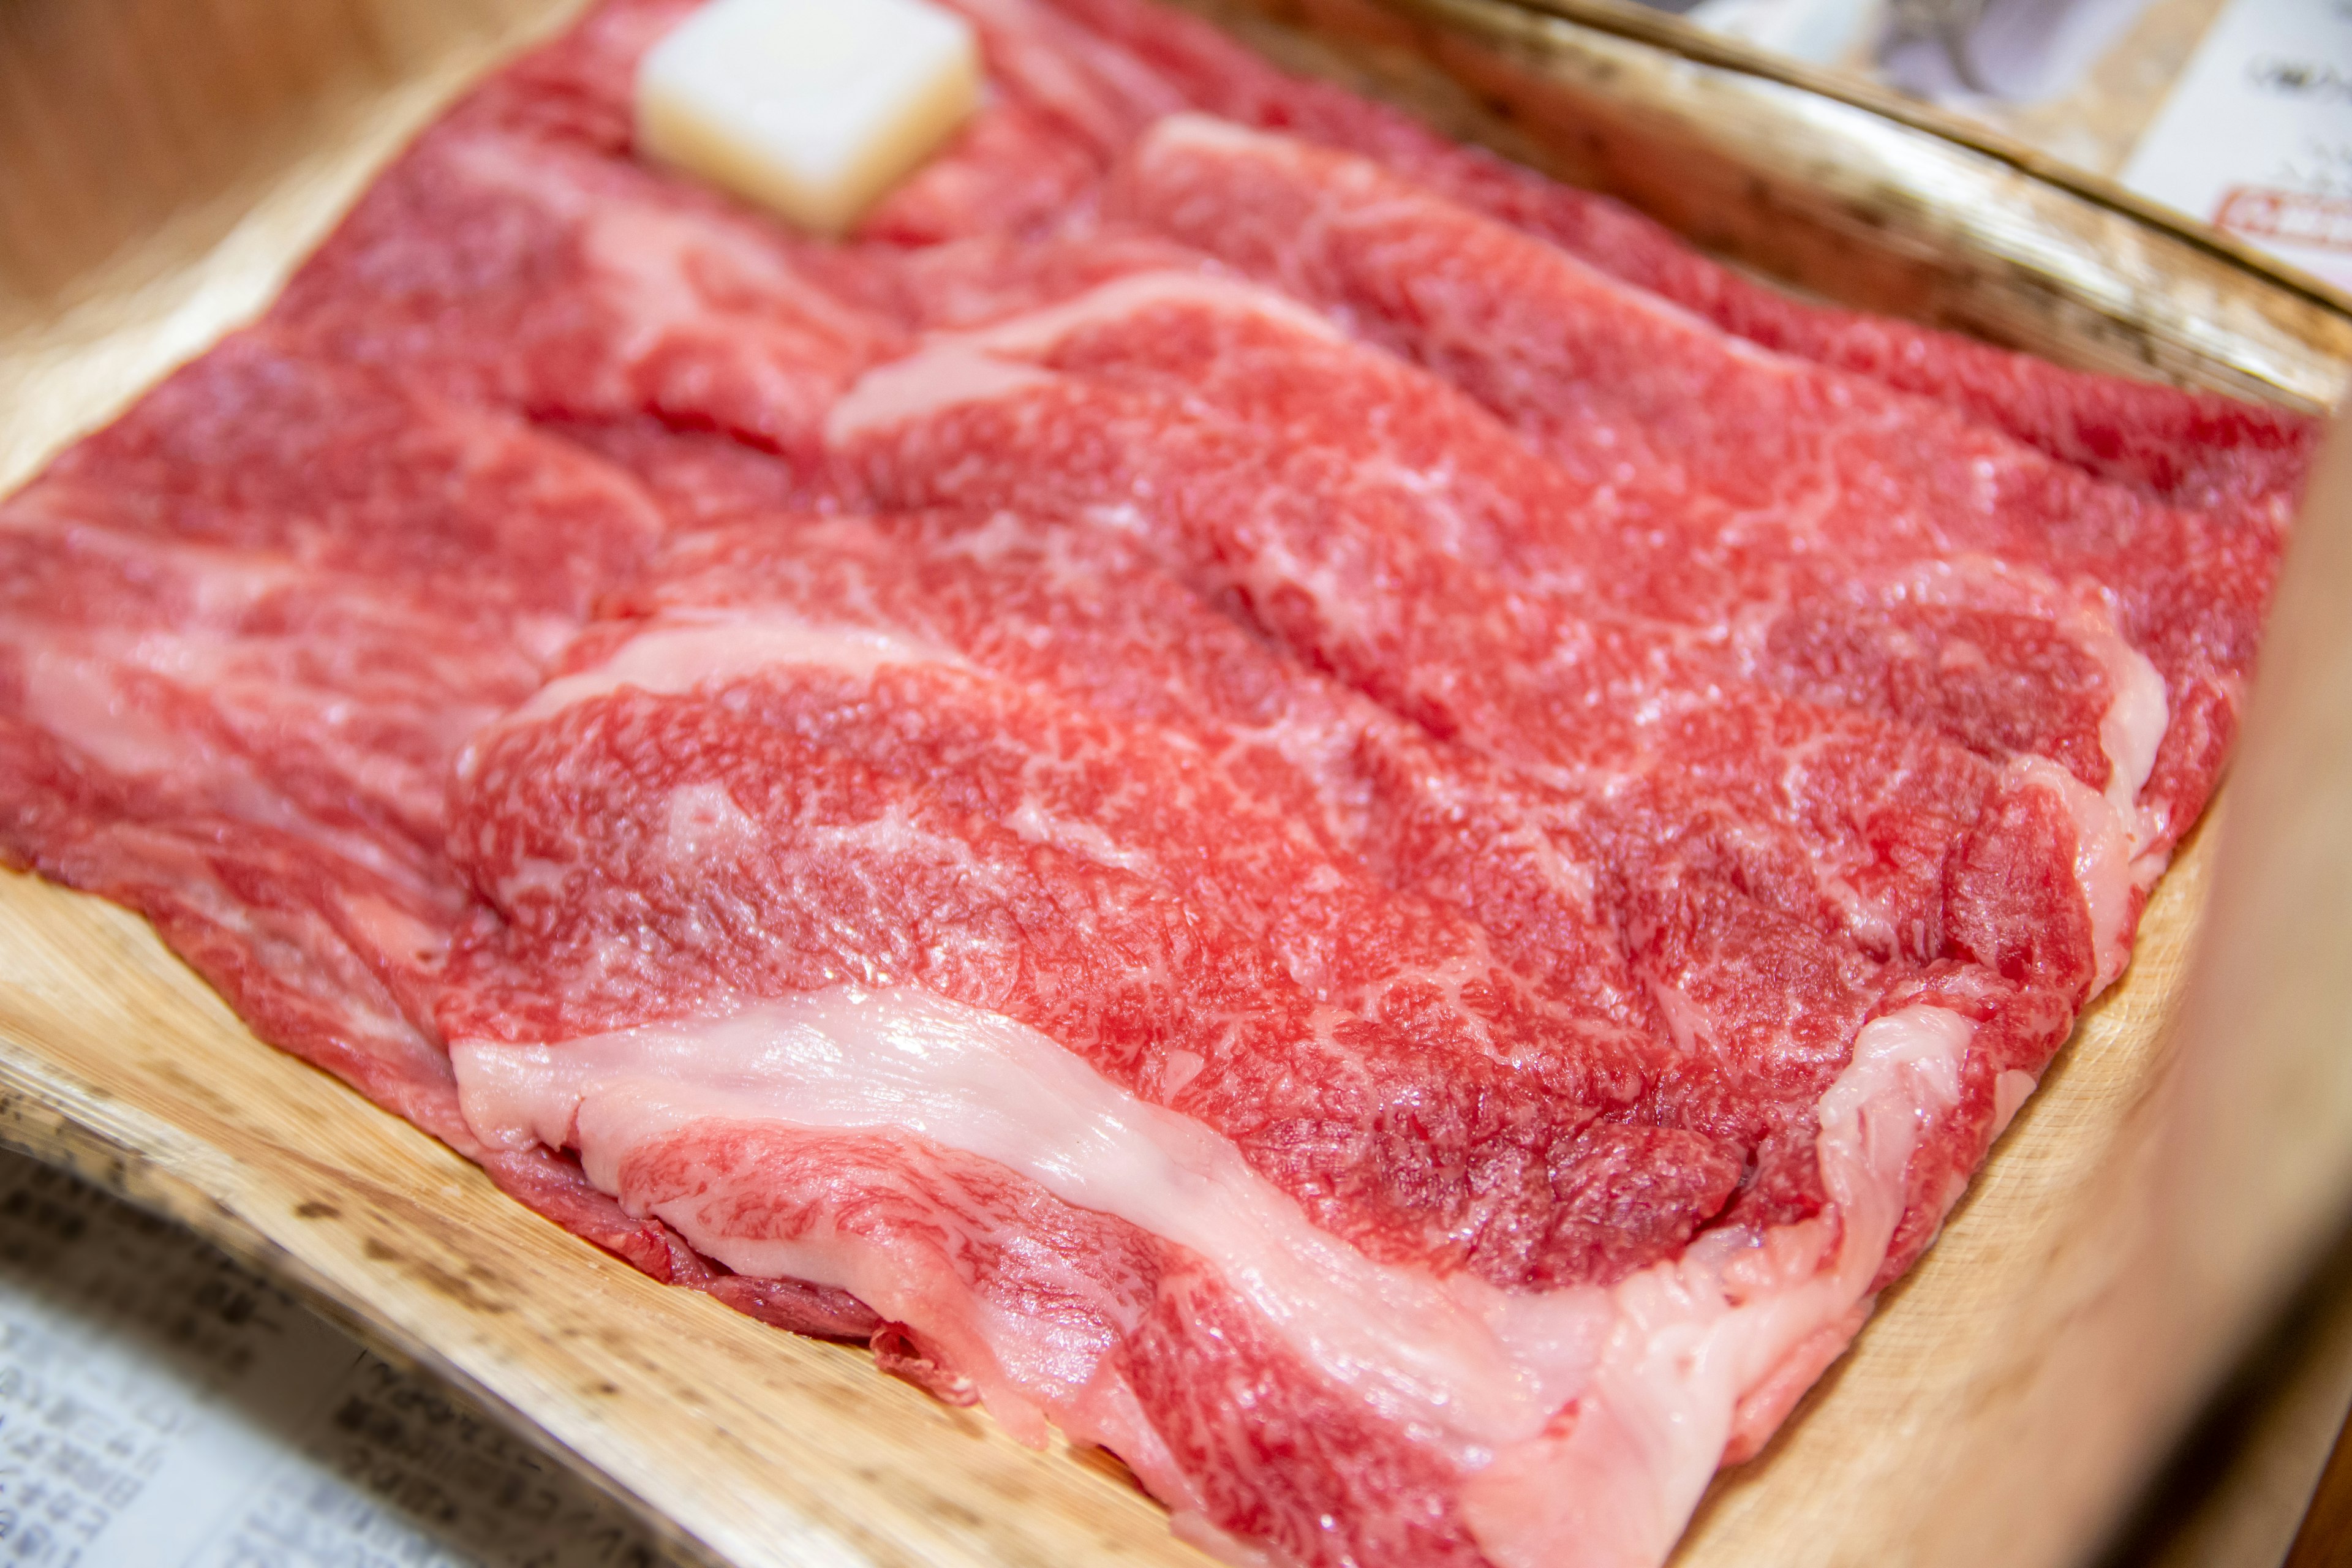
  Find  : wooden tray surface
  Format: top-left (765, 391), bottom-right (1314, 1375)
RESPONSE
top-left (3, 3), bottom-right (2350, 1567)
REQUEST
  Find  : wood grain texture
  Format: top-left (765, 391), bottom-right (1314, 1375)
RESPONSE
top-left (2, 2), bottom-right (2351, 1567)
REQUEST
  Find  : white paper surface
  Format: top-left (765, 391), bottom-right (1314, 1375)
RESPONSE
top-left (1684, 0), bottom-right (1880, 64)
top-left (0, 1151), bottom-right (673, 1567)
top-left (2121, 0), bottom-right (2352, 292)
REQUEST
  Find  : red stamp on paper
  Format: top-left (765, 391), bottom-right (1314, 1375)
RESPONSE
top-left (2214, 186), bottom-right (2352, 254)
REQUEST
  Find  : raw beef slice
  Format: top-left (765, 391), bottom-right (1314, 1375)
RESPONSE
top-left (434, 511), bottom-right (2006, 1566)
top-left (0, 2), bottom-right (2318, 1567)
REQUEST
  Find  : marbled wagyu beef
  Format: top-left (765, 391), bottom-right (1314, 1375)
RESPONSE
top-left (0, 2), bottom-right (2315, 1566)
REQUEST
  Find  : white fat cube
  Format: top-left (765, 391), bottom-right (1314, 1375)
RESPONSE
top-left (635, 0), bottom-right (981, 236)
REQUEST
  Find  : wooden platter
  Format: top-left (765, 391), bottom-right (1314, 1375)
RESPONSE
top-left (4, 2), bottom-right (2352, 1566)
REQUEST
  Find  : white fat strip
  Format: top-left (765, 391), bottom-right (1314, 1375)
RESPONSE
top-left (454, 981), bottom-right (1978, 1567)
top-left (825, 268), bottom-right (1341, 445)
top-left (2011, 753), bottom-right (2139, 992)
top-left (1462, 1004), bottom-right (1975, 1568)
top-left (1134, 114), bottom-right (1787, 369)
top-left (8, 631), bottom-right (451, 892)
top-left (451, 987), bottom-right (1615, 1447)
top-left (1133, 108), bottom-right (1265, 160)
top-left (2076, 606), bottom-right (2169, 836)
top-left (945, 268), bottom-right (1344, 356)
top-left (17, 644), bottom-right (191, 780)
top-left (1836, 558), bottom-right (2171, 848)
top-left (1989, 1068), bottom-right (2038, 1143)
top-left (7, 545), bottom-right (320, 782)
top-left (4, 511), bottom-right (305, 609)
top-left (502, 615), bottom-right (965, 727)
top-left (824, 348), bottom-right (1060, 443)
top-left (662, 780), bottom-right (763, 863)
top-left (1001, 796), bottom-right (1161, 877)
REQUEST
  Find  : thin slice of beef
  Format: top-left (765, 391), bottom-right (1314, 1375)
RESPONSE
top-left (443, 605), bottom-right (1724, 1289)
top-left (432, 514), bottom-right (2023, 1567)
top-left (1108, 117), bottom-right (2272, 853)
top-left (0, 333), bottom-right (657, 1129)
top-left (0, 331), bottom-right (886, 1341)
top-left (597, 512), bottom-right (2088, 1275)
top-left (996, 0), bottom-right (2323, 519)
top-left (271, 104), bottom-right (905, 481)
top-left (861, 258), bottom-right (2171, 865)
top-left (827, 279), bottom-right (2125, 1006)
